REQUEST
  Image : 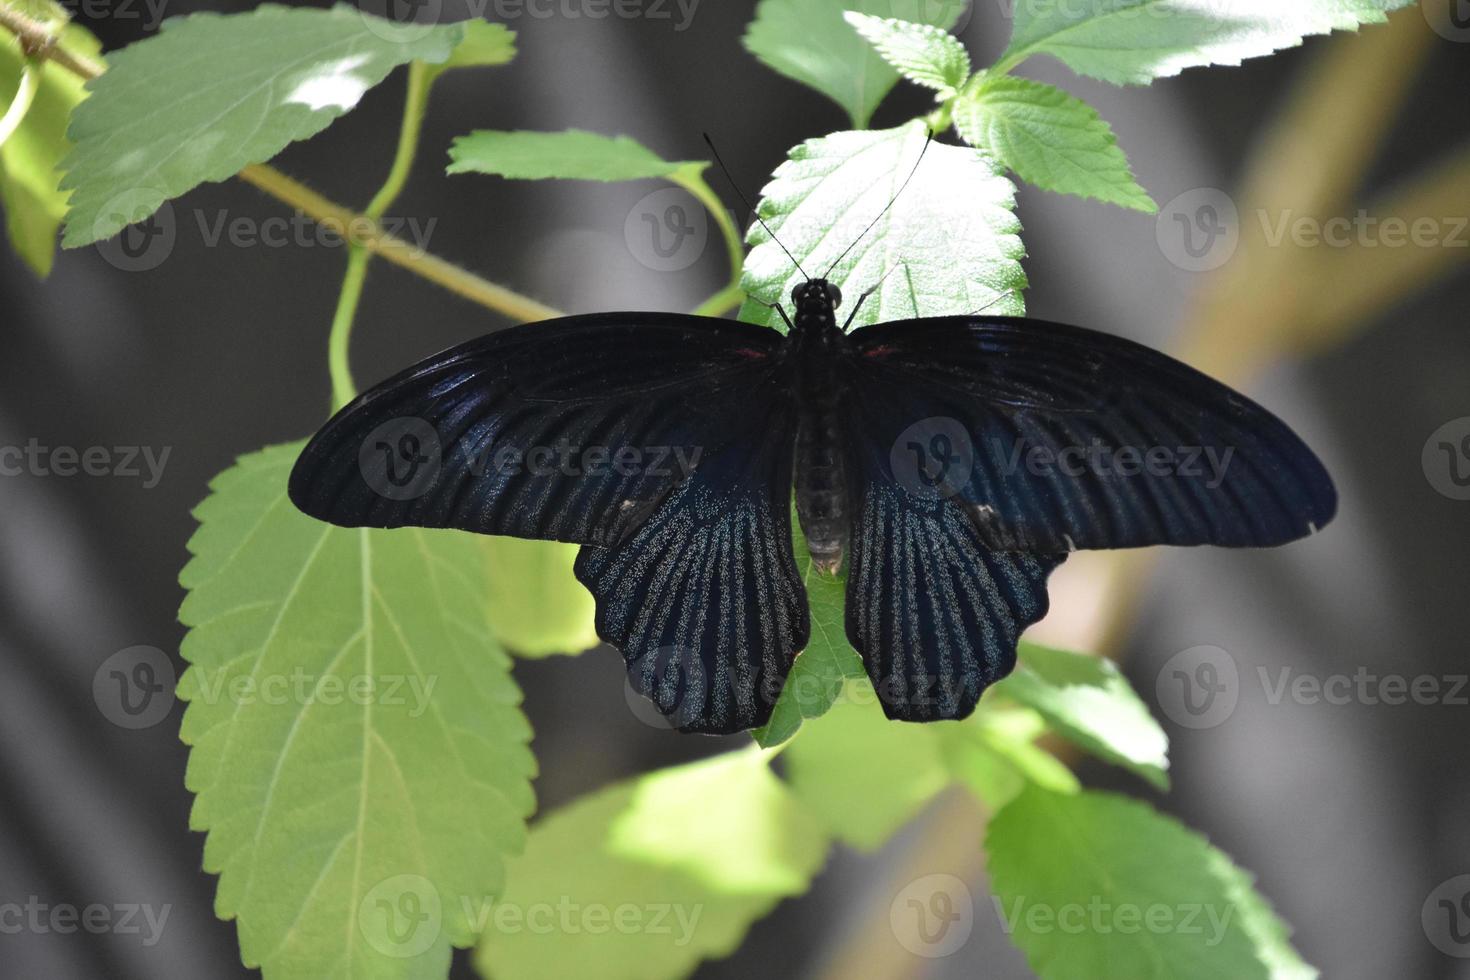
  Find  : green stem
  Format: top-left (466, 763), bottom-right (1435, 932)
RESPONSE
top-left (0, 59), bottom-right (39, 149)
top-left (327, 246), bottom-right (372, 409)
top-left (672, 165), bottom-right (747, 317)
top-left (325, 61), bottom-right (435, 409)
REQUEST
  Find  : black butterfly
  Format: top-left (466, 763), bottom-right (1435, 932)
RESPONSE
top-left (288, 268), bottom-right (1336, 735)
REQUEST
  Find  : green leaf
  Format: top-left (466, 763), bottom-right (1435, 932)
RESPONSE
top-left (178, 443), bottom-right (535, 978)
top-left (783, 679), bottom-right (950, 850)
top-left (954, 75), bottom-right (1155, 212)
top-left (484, 538), bottom-right (599, 658)
top-left (941, 707), bottom-right (1080, 809)
top-left (439, 20), bottom-right (516, 71)
top-left (0, 18), bottom-right (101, 275)
top-left (995, 643), bottom-right (1170, 790)
top-left (987, 787), bottom-right (1314, 980)
top-left (60, 4), bottom-right (467, 248)
top-left (751, 509), bottom-right (864, 748)
top-left (843, 12), bottom-right (971, 96)
top-left (475, 749), bottom-right (829, 980)
top-left (743, 0), bottom-right (968, 128)
top-left (739, 121), bottom-right (1026, 332)
top-left (447, 129), bottom-right (701, 182)
top-left (994, 0), bottom-right (1411, 85)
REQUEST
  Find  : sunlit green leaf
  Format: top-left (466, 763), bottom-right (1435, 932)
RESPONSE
top-left (448, 129), bottom-right (700, 182)
top-left (844, 12), bottom-right (971, 95)
top-left (484, 538), bottom-right (599, 658)
top-left (439, 20), bottom-right (516, 71)
top-left (954, 75), bottom-right (1155, 211)
top-left (995, 643), bottom-right (1170, 790)
top-left (987, 787), bottom-right (1314, 979)
top-left (743, 0), bottom-right (968, 128)
top-left (179, 443), bottom-right (535, 978)
top-left (996, 0), bottom-right (1411, 85)
top-left (60, 4), bottom-right (468, 247)
top-left (739, 121), bottom-right (1026, 332)
top-left (942, 707), bottom-right (1079, 809)
top-left (475, 750), bottom-right (829, 980)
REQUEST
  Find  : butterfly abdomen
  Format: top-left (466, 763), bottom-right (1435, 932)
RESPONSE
top-left (792, 320), bottom-right (850, 575)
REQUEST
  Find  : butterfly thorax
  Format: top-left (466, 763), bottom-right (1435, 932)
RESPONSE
top-left (790, 280), bottom-right (851, 575)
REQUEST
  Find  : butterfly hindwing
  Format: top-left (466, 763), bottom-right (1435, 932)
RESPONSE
top-left (288, 313), bottom-right (785, 547)
top-left (841, 408), bottom-right (1064, 721)
top-left (573, 380), bottom-right (808, 735)
top-left (848, 316), bottom-right (1337, 552)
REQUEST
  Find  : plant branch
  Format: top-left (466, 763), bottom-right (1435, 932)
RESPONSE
top-left (0, 3), bottom-right (562, 324)
top-left (0, 55), bottom-right (37, 148)
top-left (672, 164), bottom-right (747, 317)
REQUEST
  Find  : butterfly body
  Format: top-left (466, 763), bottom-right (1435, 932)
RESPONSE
top-left (289, 279), bottom-right (1336, 735)
top-left (789, 279), bottom-right (852, 574)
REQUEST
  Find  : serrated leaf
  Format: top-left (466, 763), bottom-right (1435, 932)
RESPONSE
top-left (954, 75), bottom-right (1155, 212)
top-left (447, 129), bottom-right (700, 182)
top-left (484, 538), bottom-right (599, 658)
top-left (439, 20), bottom-right (516, 70)
top-left (738, 120), bottom-right (1026, 333)
top-left (844, 12), bottom-right (971, 95)
top-left (941, 707), bottom-right (1079, 809)
top-left (783, 679), bottom-right (950, 850)
top-left (474, 750), bottom-right (830, 980)
top-left (987, 788), bottom-right (1313, 980)
top-left (60, 4), bottom-right (467, 247)
top-left (178, 443), bottom-right (535, 979)
top-left (751, 508), bottom-right (864, 748)
top-left (743, 0), bottom-right (968, 128)
top-left (994, 643), bottom-right (1170, 790)
top-left (995, 0), bottom-right (1411, 85)
top-left (0, 18), bottom-right (101, 275)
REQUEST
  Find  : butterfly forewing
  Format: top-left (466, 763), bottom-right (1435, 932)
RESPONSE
top-left (289, 313), bottom-right (784, 548)
top-left (848, 315), bottom-right (1337, 553)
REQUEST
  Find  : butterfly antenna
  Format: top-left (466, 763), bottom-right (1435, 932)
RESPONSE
top-left (702, 133), bottom-right (809, 280)
top-left (822, 131), bottom-right (933, 280)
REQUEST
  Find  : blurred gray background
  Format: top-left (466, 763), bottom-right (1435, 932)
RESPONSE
top-left (3, 0), bottom-right (1469, 976)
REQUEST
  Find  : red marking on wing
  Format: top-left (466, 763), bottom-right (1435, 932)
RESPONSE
top-left (733, 347), bottom-right (770, 360)
top-left (863, 344), bottom-right (897, 359)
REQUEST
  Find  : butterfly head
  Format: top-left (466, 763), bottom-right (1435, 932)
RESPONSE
top-left (791, 279), bottom-right (842, 316)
